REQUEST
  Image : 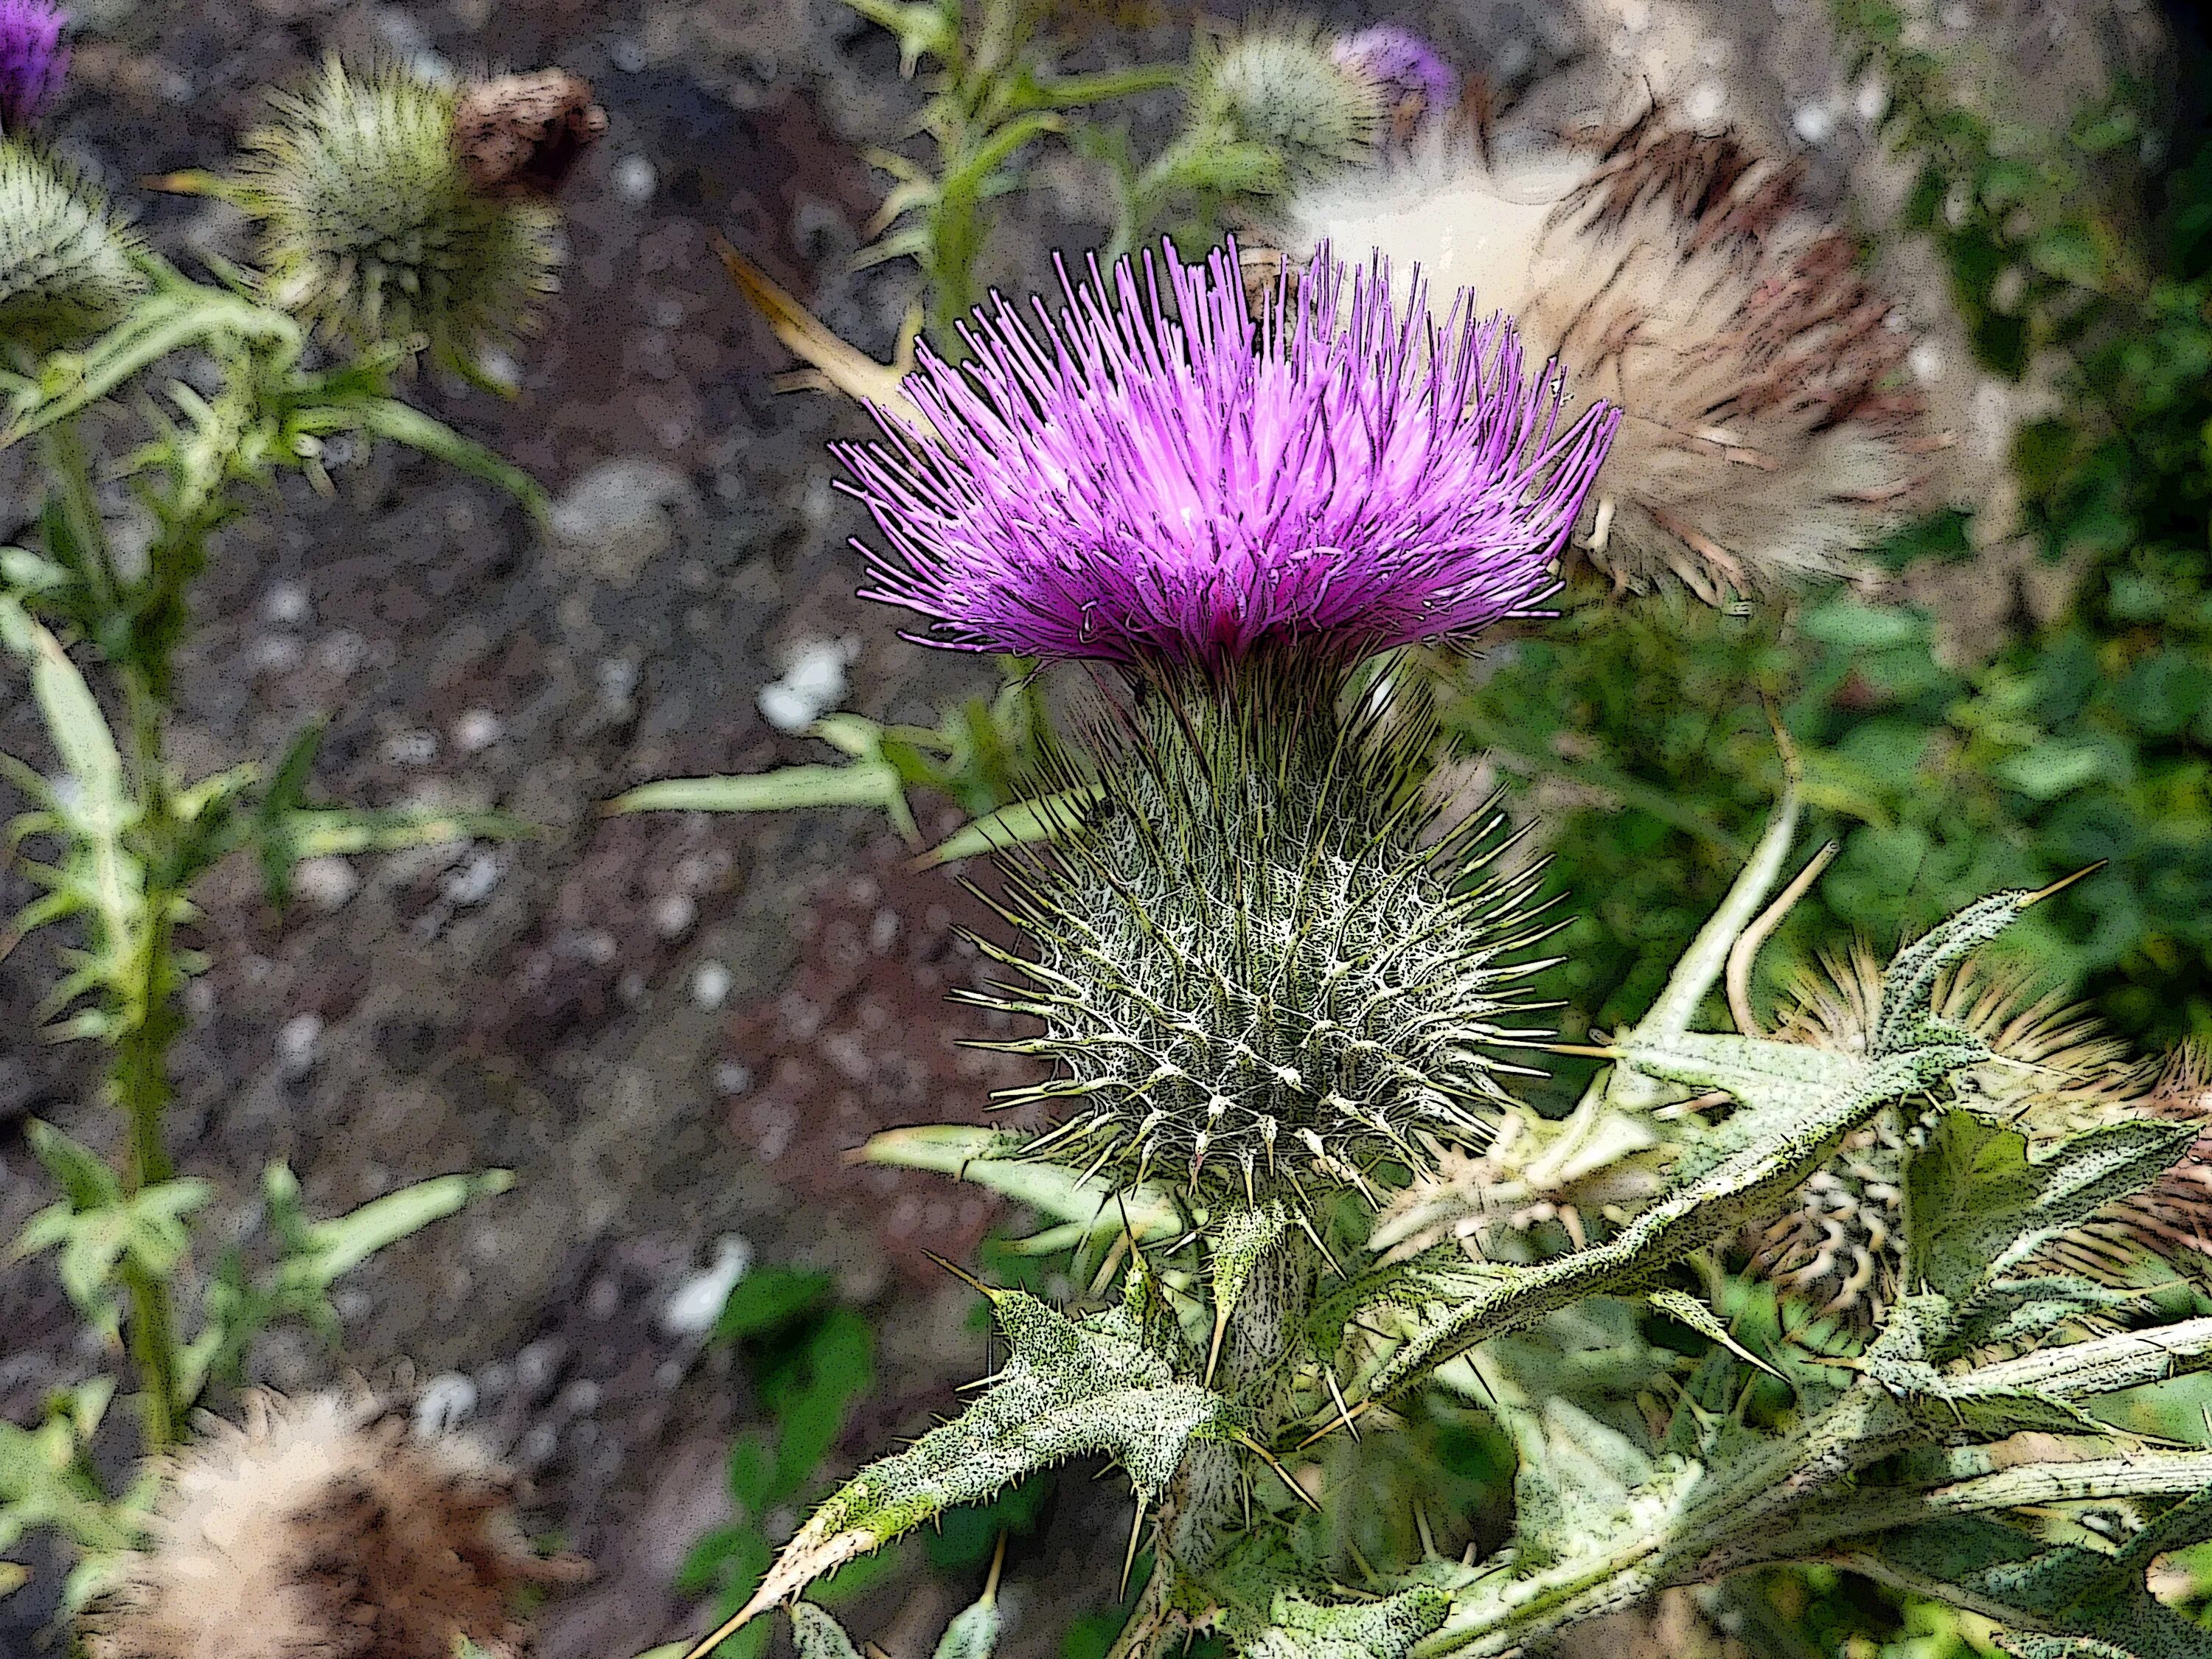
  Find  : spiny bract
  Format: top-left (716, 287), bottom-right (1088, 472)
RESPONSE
top-left (0, 138), bottom-right (145, 347)
top-left (975, 667), bottom-right (1554, 1198)
top-left (1750, 946), bottom-right (2211, 1321)
top-left (1188, 22), bottom-right (1385, 187)
top-left (233, 59), bottom-right (561, 369)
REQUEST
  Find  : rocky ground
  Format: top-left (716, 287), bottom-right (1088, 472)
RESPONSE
top-left (0, 1), bottom-right (2171, 1655)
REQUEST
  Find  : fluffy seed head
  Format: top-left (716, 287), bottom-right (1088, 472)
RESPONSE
top-left (975, 666), bottom-right (1555, 1198)
top-left (0, 0), bottom-right (66, 130)
top-left (1, 138), bottom-right (145, 348)
top-left (1282, 111), bottom-right (1938, 602)
top-left (1331, 26), bottom-right (1458, 140)
top-left (1189, 21), bottom-right (1386, 184)
top-left (233, 59), bottom-right (565, 369)
top-left (838, 240), bottom-right (1618, 677)
top-left (87, 1391), bottom-right (575, 1659)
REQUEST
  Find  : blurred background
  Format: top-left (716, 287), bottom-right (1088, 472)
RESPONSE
top-left (6, 1), bottom-right (2211, 1655)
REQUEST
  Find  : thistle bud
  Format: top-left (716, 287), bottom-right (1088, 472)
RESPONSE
top-left (232, 59), bottom-right (589, 371)
top-left (1187, 22), bottom-right (1386, 187)
top-left (1, 138), bottom-right (145, 349)
top-left (0, 0), bottom-right (68, 132)
top-left (88, 1391), bottom-right (580, 1659)
top-left (984, 667), bottom-right (1552, 1198)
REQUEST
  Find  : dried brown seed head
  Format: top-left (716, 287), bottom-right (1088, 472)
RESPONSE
top-left (86, 1391), bottom-right (585, 1659)
top-left (454, 69), bottom-right (607, 198)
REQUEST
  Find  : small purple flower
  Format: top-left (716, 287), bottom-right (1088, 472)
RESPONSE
top-left (835, 242), bottom-right (1618, 676)
top-left (1333, 25), bottom-right (1458, 131)
top-left (0, 0), bottom-right (68, 131)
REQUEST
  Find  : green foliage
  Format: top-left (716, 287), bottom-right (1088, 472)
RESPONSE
top-left (844, 0), bottom-right (1181, 337)
top-left (1, 82), bottom-right (557, 1624)
top-left (677, 1270), bottom-right (881, 1659)
top-left (608, 667), bottom-right (1048, 849)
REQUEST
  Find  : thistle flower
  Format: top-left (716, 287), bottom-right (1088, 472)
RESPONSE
top-left (975, 670), bottom-right (1557, 1198)
top-left (1282, 113), bottom-right (1940, 602)
top-left (1331, 26), bottom-right (1458, 140)
top-left (232, 59), bottom-right (574, 371)
top-left (0, 0), bottom-right (66, 131)
top-left (1, 137), bottom-right (145, 349)
top-left (88, 1391), bottom-right (580, 1659)
top-left (837, 240), bottom-right (1618, 678)
top-left (1189, 21), bottom-right (1387, 187)
top-left (1749, 948), bottom-right (2205, 1323)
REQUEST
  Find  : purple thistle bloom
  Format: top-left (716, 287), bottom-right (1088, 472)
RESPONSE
top-left (0, 0), bottom-right (68, 131)
top-left (1333, 25), bottom-right (1458, 130)
top-left (835, 241), bottom-right (1619, 676)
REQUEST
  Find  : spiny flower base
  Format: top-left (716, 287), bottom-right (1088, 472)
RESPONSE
top-left (977, 659), bottom-right (1554, 1200)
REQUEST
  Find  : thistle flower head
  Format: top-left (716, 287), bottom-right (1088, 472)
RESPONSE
top-left (978, 669), bottom-right (1556, 1199)
top-left (1331, 26), bottom-right (1458, 136)
top-left (838, 240), bottom-right (1618, 678)
top-left (233, 59), bottom-right (572, 371)
top-left (88, 1391), bottom-right (577, 1659)
top-left (1190, 21), bottom-right (1386, 184)
top-left (0, 0), bottom-right (66, 131)
top-left (1, 137), bottom-right (145, 349)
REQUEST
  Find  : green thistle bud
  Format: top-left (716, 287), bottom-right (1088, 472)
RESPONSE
top-left (1188, 23), bottom-right (1385, 187)
top-left (981, 664), bottom-right (1552, 1200)
top-left (0, 138), bottom-right (145, 350)
top-left (232, 59), bottom-right (570, 371)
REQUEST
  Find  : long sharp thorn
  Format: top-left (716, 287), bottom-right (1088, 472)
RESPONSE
top-left (1120, 1498), bottom-right (1147, 1599)
top-left (1204, 1301), bottom-right (1231, 1390)
top-left (2023, 862), bottom-right (2104, 906)
top-left (1295, 1397), bottom-right (1372, 1450)
top-left (926, 1251), bottom-right (995, 1295)
top-left (984, 1533), bottom-right (1006, 1604)
top-left (1235, 1430), bottom-right (1321, 1512)
top-left (1324, 1367), bottom-right (1360, 1442)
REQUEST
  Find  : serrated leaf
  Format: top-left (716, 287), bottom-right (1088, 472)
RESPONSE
top-left (1245, 1588), bottom-right (1450, 1659)
top-left (790, 1602), bottom-right (863, 1659)
top-left (703, 1289), bottom-right (1231, 1642)
top-left (1354, 1026), bottom-right (1984, 1404)
top-left (1906, 1111), bottom-right (2202, 1316)
top-left (285, 1166), bottom-right (514, 1285)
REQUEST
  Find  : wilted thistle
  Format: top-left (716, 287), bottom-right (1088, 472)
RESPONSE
top-left (1750, 947), bottom-right (2212, 1320)
top-left (0, 0), bottom-right (66, 131)
top-left (1187, 21), bottom-right (1387, 189)
top-left (837, 243), bottom-right (1615, 1193)
top-left (88, 1391), bottom-right (577, 1659)
top-left (232, 59), bottom-right (588, 372)
top-left (1283, 111), bottom-right (1940, 601)
top-left (0, 137), bottom-right (146, 349)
